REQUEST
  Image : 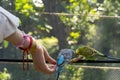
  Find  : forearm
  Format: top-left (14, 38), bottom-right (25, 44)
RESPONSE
top-left (5, 29), bottom-right (30, 48)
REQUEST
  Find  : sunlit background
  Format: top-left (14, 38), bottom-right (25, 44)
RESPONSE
top-left (0, 0), bottom-right (120, 80)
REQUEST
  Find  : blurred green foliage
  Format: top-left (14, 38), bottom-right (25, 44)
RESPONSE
top-left (59, 65), bottom-right (84, 80)
top-left (0, 68), bottom-right (11, 80)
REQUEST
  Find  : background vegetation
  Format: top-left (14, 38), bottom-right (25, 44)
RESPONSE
top-left (0, 0), bottom-right (120, 80)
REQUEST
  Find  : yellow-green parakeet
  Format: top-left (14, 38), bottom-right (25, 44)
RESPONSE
top-left (75, 46), bottom-right (105, 60)
top-left (70, 46), bottom-right (120, 63)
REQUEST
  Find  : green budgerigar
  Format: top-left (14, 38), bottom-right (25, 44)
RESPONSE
top-left (70, 46), bottom-right (120, 63)
top-left (75, 46), bottom-right (105, 60)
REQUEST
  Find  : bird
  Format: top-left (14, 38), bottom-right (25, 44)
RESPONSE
top-left (56, 49), bottom-right (74, 80)
top-left (75, 46), bottom-right (105, 60)
top-left (69, 46), bottom-right (106, 63)
top-left (70, 46), bottom-right (120, 62)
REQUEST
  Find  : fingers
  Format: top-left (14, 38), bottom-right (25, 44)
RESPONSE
top-left (48, 64), bottom-right (57, 69)
top-left (42, 46), bottom-right (57, 64)
top-left (34, 63), bottom-right (56, 74)
top-left (47, 64), bottom-right (57, 72)
top-left (31, 45), bottom-right (57, 74)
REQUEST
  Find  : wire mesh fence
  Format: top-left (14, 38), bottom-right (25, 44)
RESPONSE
top-left (59, 62), bottom-right (120, 80)
top-left (0, 60), bottom-right (120, 80)
top-left (0, 62), bottom-right (56, 80)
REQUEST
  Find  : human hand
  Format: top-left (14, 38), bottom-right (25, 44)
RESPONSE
top-left (31, 45), bottom-right (57, 74)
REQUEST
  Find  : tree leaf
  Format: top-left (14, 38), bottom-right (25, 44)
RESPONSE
top-left (3, 41), bottom-right (9, 48)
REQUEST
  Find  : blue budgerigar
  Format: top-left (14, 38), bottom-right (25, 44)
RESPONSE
top-left (56, 49), bottom-right (74, 80)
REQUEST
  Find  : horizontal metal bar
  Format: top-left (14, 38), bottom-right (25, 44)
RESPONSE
top-left (0, 59), bottom-right (120, 63)
top-left (0, 59), bottom-right (33, 63)
top-left (71, 60), bottom-right (120, 63)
